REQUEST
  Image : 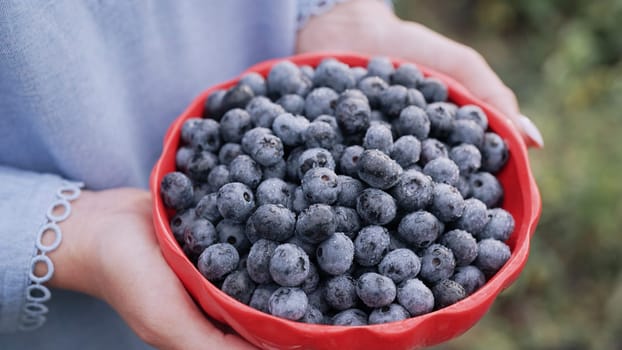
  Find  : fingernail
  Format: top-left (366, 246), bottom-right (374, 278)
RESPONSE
top-left (518, 114), bottom-right (544, 148)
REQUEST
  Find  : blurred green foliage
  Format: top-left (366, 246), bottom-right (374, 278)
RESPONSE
top-left (394, 1), bottom-right (622, 349)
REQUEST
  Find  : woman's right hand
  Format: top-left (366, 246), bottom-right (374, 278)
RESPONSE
top-left (47, 188), bottom-right (256, 350)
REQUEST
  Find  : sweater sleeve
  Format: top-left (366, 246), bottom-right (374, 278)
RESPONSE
top-left (0, 165), bottom-right (81, 333)
top-left (296, 0), bottom-right (394, 29)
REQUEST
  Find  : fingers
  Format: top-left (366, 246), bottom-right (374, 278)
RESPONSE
top-left (396, 22), bottom-right (543, 147)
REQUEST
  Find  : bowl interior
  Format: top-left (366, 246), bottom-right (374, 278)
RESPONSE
top-left (150, 52), bottom-right (541, 350)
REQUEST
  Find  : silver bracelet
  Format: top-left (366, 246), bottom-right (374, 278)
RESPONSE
top-left (19, 181), bottom-right (84, 331)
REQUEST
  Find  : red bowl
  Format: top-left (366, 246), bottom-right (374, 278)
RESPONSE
top-left (150, 52), bottom-right (541, 349)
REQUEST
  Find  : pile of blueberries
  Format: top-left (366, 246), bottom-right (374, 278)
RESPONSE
top-left (160, 56), bottom-right (515, 326)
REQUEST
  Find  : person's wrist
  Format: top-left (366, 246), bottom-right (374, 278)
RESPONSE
top-left (38, 190), bottom-right (103, 298)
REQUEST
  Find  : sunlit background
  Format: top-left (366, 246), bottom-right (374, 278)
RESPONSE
top-left (394, 1), bottom-right (622, 349)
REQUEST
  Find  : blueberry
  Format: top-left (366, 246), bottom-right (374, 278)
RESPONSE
top-left (268, 287), bottom-right (308, 321)
top-left (315, 232), bottom-right (353, 276)
top-left (175, 146), bottom-right (194, 172)
top-left (331, 308), bottom-right (368, 326)
top-left (216, 219), bottom-right (250, 254)
top-left (262, 158), bottom-right (287, 180)
top-left (161, 172), bottom-right (194, 210)
top-left (250, 204), bottom-right (296, 242)
top-left (448, 119), bottom-right (485, 147)
top-left (380, 85), bottom-right (424, 118)
top-left (269, 243), bottom-right (310, 287)
top-left (456, 105), bottom-right (488, 130)
top-left (451, 265), bottom-right (486, 295)
top-left (241, 128), bottom-right (273, 155)
top-left (245, 217), bottom-right (261, 244)
top-left (357, 76), bottom-right (389, 108)
top-left (221, 269), bottom-right (256, 304)
top-left (366, 56), bottom-right (394, 82)
top-left (315, 114), bottom-right (341, 132)
top-left (391, 170), bottom-right (434, 211)
top-left (351, 66), bottom-right (368, 83)
top-left (304, 87), bottom-right (339, 120)
top-left (333, 206), bottom-right (362, 239)
top-left (197, 243), bottom-right (239, 281)
top-left (307, 287), bottom-right (330, 314)
top-left (313, 58), bottom-right (356, 92)
top-left (195, 192), bottom-right (222, 223)
top-left (479, 208), bottom-right (515, 241)
top-left (432, 279), bottom-right (466, 309)
top-left (420, 138), bottom-right (449, 165)
top-left (217, 182), bottom-right (255, 223)
top-left (295, 204), bottom-right (337, 244)
top-left (335, 97), bottom-right (371, 135)
top-left (181, 118), bottom-right (221, 152)
top-left (394, 106), bottom-right (429, 140)
top-left (324, 274), bottom-right (358, 311)
top-left (249, 283), bottom-right (279, 313)
top-left (449, 143), bottom-right (482, 175)
top-left (301, 167), bottom-right (341, 205)
top-left (337, 89), bottom-right (370, 106)
top-left (301, 305), bottom-right (325, 324)
top-left (271, 113), bottom-right (308, 147)
top-left (391, 63), bottom-right (423, 88)
top-left (247, 239), bottom-right (278, 284)
top-left (368, 303), bottom-right (411, 324)
top-left (455, 175), bottom-right (471, 199)
top-left (186, 150), bottom-right (218, 181)
top-left (356, 272), bottom-right (396, 308)
top-left (220, 108), bottom-right (252, 143)
top-left (248, 133), bottom-right (284, 167)
top-left (246, 96), bottom-right (286, 128)
top-left (183, 218), bottom-right (218, 257)
top-left (468, 172), bottom-right (503, 208)
top-left (304, 120), bottom-right (340, 149)
top-left (300, 65), bottom-right (315, 81)
top-left (267, 61), bottom-right (311, 97)
top-left (475, 238), bottom-right (511, 278)
top-left (481, 132), bottom-right (509, 174)
top-left (426, 102), bottom-right (455, 139)
top-left (336, 175), bottom-right (366, 208)
top-left (256, 178), bottom-right (292, 207)
top-left (418, 77), bottom-right (448, 103)
top-left (291, 186), bottom-right (310, 214)
top-left (300, 262), bottom-right (321, 294)
top-left (221, 83), bottom-right (255, 111)
top-left (419, 244), bottom-right (456, 284)
top-left (423, 157), bottom-right (460, 186)
top-left (397, 211), bottom-right (442, 250)
top-left (170, 208), bottom-right (196, 244)
top-left (396, 278), bottom-right (434, 316)
top-left (229, 154), bottom-right (263, 189)
top-left (363, 123), bottom-right (393, 155)
top-left (275, 94), bottom-right (305, 115)
top-left (203, 90), bottom-right (226, 120)
top-left (440, 229), bottom-right (478, 266)
top-left (378, 248), bottom-right (421, 283)
top-left (296, 147), bottom-right (336, 180)
top-left (339, 145), bottom-right (365, 177)
top-left (357, 149), bottom-right (403, 189)
top-left (356, 188), bottom-right (397, 225)
top-left (207, 165), bottom-right (230, 192)
top-left (354, 225), bottom-right (391, 267)
top-left (390, 135), bottom-right (421, 168)
top-left (218, 142), bottom-right (243, 166)
top-left (239, 72), bottom-right (267, 96)
top-left (430, 183), bottom-right (466, 222)
top-left (454, 198), bottom-right (489, 235)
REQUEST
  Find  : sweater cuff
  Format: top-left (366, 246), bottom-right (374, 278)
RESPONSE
top-left (296, 0), bottom-right (394, 30)
top-left (0, 166), bottom-right (82, 333)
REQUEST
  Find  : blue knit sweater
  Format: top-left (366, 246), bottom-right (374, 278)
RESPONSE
top-left (0, 1), bottom-right (299, 348)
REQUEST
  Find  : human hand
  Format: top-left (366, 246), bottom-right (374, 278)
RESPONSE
top-left (46, 188), bottom-right (255, 350)
top-left (296, 0), bottom-right (543, 148)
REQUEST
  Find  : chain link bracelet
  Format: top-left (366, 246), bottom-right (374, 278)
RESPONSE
top-left (19, 181), bottom-right (84, 331)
